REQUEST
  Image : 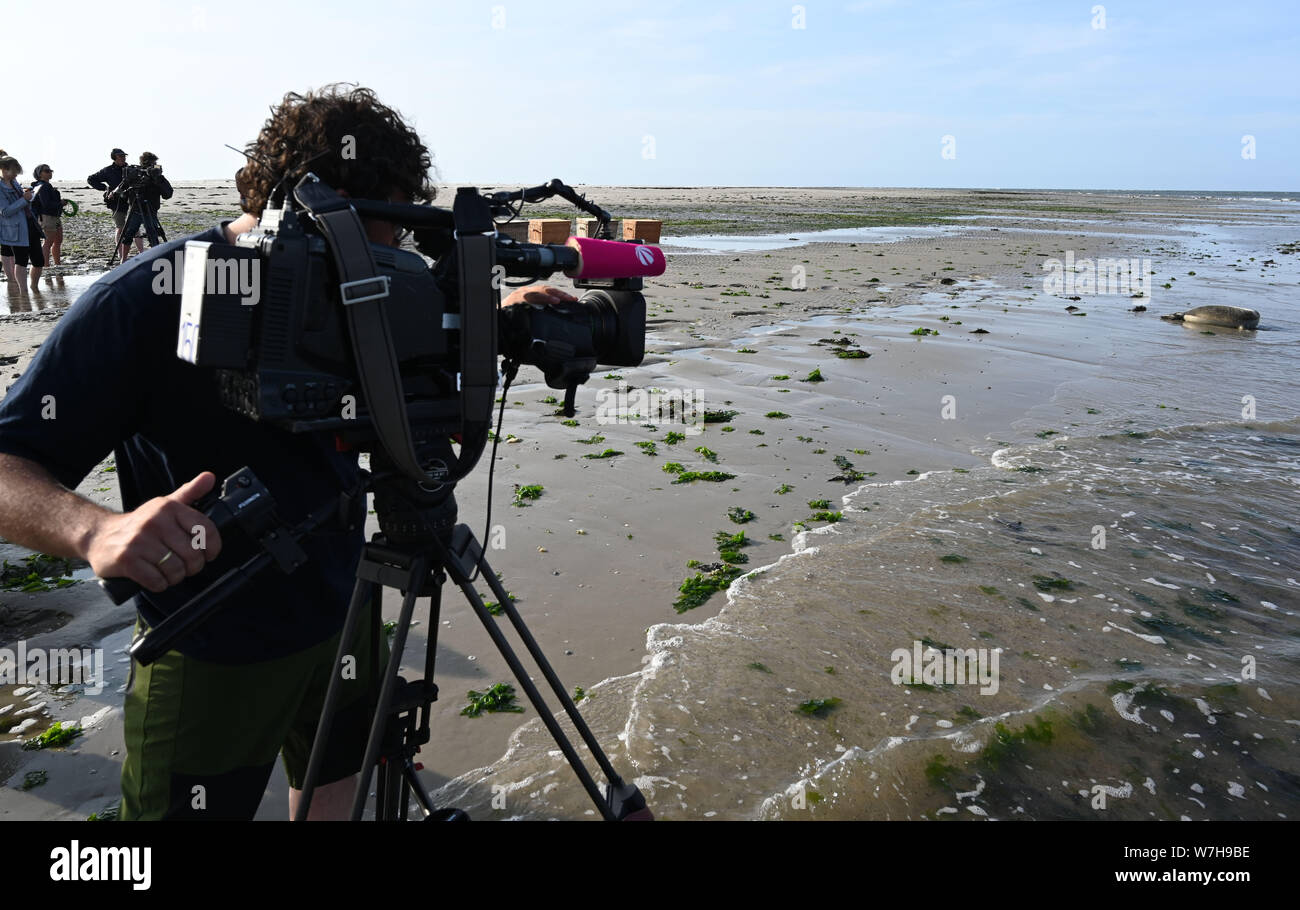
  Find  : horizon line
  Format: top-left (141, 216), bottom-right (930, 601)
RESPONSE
top-left (77, 181), bottom-right (1300, 195)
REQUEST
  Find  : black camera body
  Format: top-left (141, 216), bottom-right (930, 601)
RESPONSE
top-left (179, 208), bottom-right (452, 431)
top-left (121, 164), bottom-right (161, 190)
top-left (106, 164), bottom-right (162, 209)
top-left (177, 175), bottom-right (647, 491)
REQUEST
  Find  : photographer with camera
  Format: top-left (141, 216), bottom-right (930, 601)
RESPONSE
top-left (0, 84), bottom-right (576, 820)
top-left (87, 148), bottom-right (143, 261)
top-left (110, 151), bottom-right (172, 256)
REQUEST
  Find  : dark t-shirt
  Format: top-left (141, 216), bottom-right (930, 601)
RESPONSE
top-left (0, 225), bottom-right (365, 663)
top-left (87, 163), bottom-right (128, 212)
top-left (30, 180), bottom-right (63, 218)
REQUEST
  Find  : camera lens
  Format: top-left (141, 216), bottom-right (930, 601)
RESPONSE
top-left (575, 289), bottom-right (645, 367)
top-left (498, 288), bottom-right (645, 376)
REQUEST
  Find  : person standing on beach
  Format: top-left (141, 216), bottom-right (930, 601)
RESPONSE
top-left (0, 84), bottom-right (575, 820)
top-left (111, 151), bottom-right (171, 253)
top-left (29, 164), bottom-right (63, 267)
top-left (0, 153), bottom-right (17, 288)
top-left (88, 148), bottom-right (143, 261)
top-left (0, 156), bottom-right (44, 294)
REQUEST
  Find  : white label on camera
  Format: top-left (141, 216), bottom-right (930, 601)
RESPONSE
top-left (177, 241), bottom-right (212, 364)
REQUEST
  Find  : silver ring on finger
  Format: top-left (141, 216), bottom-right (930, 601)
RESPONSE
top-left (157, 550), bottom-right (175, 567)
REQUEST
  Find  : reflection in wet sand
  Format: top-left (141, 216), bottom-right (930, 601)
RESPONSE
top-left (1, 272), bottom-right (102, 314)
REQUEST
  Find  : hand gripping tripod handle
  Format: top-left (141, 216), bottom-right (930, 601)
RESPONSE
top-left (98, 574), bottom-right (142, 606)
top-left (96, 467), bottom-right (276, 606)
top-left (128, 549), bottom-right (273, 665)
top-left (120, 471), bottom-right (358, 666)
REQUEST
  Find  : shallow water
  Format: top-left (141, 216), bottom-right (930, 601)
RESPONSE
top-left (660, 224), bottom-right (961, 253)
top-left (1, 273), bottom-right (104, 315)
top-left (434, 202), bottom-right (1300, 819)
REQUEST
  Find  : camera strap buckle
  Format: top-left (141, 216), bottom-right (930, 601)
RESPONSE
top-left (340, 275), bottom-right (391, 306)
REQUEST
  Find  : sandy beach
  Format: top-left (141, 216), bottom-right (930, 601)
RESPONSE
top-left (2, 184), bottom-right (1297, 820)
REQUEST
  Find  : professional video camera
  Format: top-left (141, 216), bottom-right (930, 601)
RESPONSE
top-left (112, 166), bottom-right (160, 196)
top-left (177, 174), bottom-right (660, 505)
top-left (104, 165), bottom-right (162, 211)
top-left (113, 173), bottom-right (664, 821)
top-left (120, 163), bottom-right (163, 188)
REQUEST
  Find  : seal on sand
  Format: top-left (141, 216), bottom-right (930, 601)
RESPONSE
top-left (1159, 305), bottom-right (1260, 330)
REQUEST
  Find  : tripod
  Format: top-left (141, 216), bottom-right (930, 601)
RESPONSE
top-left (107, 186), bottom-right (167, 267)
top-left (295, 477), bottom-right (649, 821)
top-left (108, 463), bottom-right (649, 820)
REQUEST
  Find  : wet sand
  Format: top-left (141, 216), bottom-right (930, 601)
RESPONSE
top-left (1, 184), bottom-right (1295, 819)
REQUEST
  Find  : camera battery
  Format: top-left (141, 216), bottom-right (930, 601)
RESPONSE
top-left (177, 240), bottom-right (261, 368)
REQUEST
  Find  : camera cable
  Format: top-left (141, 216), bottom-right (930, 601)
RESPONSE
top-left (467, 357), bottom-right (518, 584)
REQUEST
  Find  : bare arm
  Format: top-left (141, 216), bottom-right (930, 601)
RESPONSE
top-left (0, 453), bottom-right (108, 558)
top-left (0, 452), bottom-right (222, 593)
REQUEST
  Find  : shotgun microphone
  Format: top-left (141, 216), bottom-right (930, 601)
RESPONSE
top-left (563, 236), bottom-right (666, 280)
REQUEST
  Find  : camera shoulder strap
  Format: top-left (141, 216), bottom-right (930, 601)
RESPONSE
top-left (292, 176), bottom-right (442, 487)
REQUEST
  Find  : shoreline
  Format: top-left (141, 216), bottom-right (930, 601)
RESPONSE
top-left (2, 187), bottom-right (1297, 819)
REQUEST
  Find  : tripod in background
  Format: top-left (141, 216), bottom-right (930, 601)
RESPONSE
top-left (106, 180), bottom-right (166, 266)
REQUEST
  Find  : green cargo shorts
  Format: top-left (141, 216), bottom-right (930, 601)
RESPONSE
top-left (120, 605), bottom-right (387, 820)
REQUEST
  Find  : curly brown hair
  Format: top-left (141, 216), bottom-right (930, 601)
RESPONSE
top-left (238, 83), bottom-right (435, 215)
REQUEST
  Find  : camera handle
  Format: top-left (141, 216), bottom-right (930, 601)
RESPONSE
top-left (489, 179), bottom-right (615, 239)
top-left (104, 467), bottom-right (365, 664)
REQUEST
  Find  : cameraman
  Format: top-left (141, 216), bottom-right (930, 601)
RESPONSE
top-left (87, 148), bottom-right (143, 261)
top-left (112, 151), bottom-right (173, 255)
top-left (0, 84), bottom-right (575, 820)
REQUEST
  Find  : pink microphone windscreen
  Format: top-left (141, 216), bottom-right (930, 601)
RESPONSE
top-left (564, 236), bottom-right (666, 280)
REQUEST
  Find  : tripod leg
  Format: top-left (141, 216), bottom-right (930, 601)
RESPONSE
top-left (119, 204), bottom-right (141, 260)
top-left (144, 206), bottom-right (164, 245)
top-left (106, 204), bottom-right (124, 268)
top-left (434, 531), bottom-right (623, 820)
top-left (475, 551), bottom-right (628, 786)
top-left (378, 752), bottom-right (404, 820)
top-left (294, 575), bottom-right (378, 821)
top-left (350, 556), bottom-right (427, 821)
top-left (402, 759), bottom-right (433, 818)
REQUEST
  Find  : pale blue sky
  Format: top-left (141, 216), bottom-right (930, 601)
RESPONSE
top-left (8, 0), bottom-right (1296, 189)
